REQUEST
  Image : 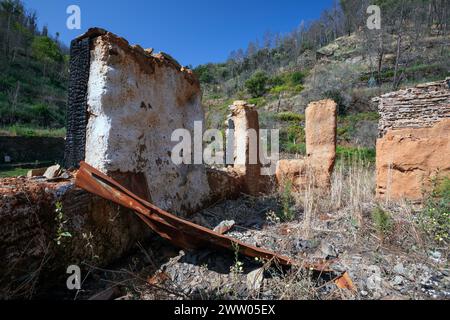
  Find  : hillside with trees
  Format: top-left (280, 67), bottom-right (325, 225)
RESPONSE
top-left (195, 0), bottom-right (449, 156)
top-left (0, 0), bottom-right (68, 136)
top-left (0, 0), bottom-right (448, 143)
top-left (196, 0), bottom-right (449, 98)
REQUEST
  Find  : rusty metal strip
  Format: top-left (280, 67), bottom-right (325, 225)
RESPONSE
top-left (334, 271), bottom-right (356, 291)
top-left (76, 161), bottom-right (337, 272)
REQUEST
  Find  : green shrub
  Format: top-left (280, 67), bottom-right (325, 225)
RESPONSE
top-left (287, 124), bottom-right (305, 142)
top-left (279, 181), bottom-right (296, 221)
top-left (290, 71), bottom-right (306, 85)
top-left (336, 145), bottom-right (375, 163)
top-left (245, 71), bottom-right (269, 98)
top-left (269, 75), bottom-right (285, 87)
top-left (343, 112), bottom-right (380, 122)
top-left (247, 96), bottom-right (266, 106)
top-left (282, 142), bottom-right (306, 155)
top-left (270, 85), bottom-right (290, 94)
top-left (32, 36), bottom-right (64, 64)
top-left (276, 112), bottom-right (305, 122)
top-left (324, 90), bottom-right (347, 116)
top-left (292, 84), bottom-right (304, 93)
top-left (0, 125), bottom-right (66, 137)
top-left (0, 168), bottom-right (29, 178)
top-left (279, 122), bottom-right (306, 155)
top-left (372, 207), bottom-right (393, 236)
top-left (419, 177), bottom-right (450, 244)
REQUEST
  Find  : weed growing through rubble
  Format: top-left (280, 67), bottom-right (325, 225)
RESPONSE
top-left (266, 210), bottom-right (281, 224)
top-left (279, 180), bottom-right (296, 221)
top-left (419, 176), bottom-right (450, 244)
top-left (54, 201), bottom-right (72, 245)
top-left (371, 206), bottom-right (393, 237)
top-left (82, 232), bottom-right (99, 261)
top-left (230, 242), bottom-right (244, 275)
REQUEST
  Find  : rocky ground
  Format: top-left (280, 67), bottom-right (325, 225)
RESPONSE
top-left (3, 165), bottom-right (447, 300)
top-left (66, 185), bottom-right (449, 301)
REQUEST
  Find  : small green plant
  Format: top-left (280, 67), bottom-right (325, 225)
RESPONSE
top-left (230, 242), bottom-right (244, 275)
top-left (247, 96), bottom-right (266, 106)
top-left (290, 71), bottom-right (306, 85)
top-left (54, 201), bottom-right (72, 245)
top-left (371, 206), bottom-right (393, 236)
top-left (275, 112), bottom-right (305, 122)
top-left (419, 176), bottom-right (450, 244)
top-left (279, 181), bottom-right (296, 221)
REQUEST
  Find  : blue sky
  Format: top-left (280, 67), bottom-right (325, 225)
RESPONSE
top-left (23, 0), bottom-right (333, 66)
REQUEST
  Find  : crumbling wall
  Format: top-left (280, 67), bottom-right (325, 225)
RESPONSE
top-left (276, 99), bottom-right (337, 190)
top-left (375, 79), bottom-right (450, 201)
top-left (227, 101), bottom-right (261, 195)
top-left (0, 178), bottom-right (150, 298)
top-left (66, 28), bottom-right (211, 215)
top-left (377, 79), bottom-right (450, 136)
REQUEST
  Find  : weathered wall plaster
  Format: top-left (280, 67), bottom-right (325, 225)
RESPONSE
top-left (80, 30), bottom-right (210, 215)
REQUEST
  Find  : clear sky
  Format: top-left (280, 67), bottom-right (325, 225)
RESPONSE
top-left (23, 0), bottom-right (333, 66)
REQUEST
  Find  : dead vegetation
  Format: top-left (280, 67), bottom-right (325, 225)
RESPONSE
top-left (64, 156), bottom-right (448, 301)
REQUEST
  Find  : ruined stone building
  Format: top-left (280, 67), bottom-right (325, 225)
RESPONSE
top-left (0, 28), bottom-right (339, 297)
top-left (375, 79), bottom-right (450, 201)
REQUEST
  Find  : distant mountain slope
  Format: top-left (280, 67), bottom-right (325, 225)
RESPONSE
top-left (195, 0), bottom-right (449, 109)
top-left (196, 0), bottom-right (449, 153)
top-left (0, 0), bottom-right (69, 133)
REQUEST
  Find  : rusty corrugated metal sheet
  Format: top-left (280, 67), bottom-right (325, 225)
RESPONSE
top-left (76, 161), bottom-right (354, 289)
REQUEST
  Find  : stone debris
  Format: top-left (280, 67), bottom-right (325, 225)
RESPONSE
top-left (213, 220), bottom-right (235, 234)
top-left (43, 164), bottom-right (62, 179)
top-left (27, 168), bottom-right (46, 177)
top-left (246, 267), bottom-right (264, 292)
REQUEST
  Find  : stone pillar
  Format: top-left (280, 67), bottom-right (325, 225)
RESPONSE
top-left (276, 99), bottom-right (337, 190)
top-left (228, 101), bottom-right (261, 195)
top-left (305, 99), bottom-right (337, 188)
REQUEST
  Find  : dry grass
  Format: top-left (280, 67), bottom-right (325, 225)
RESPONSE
top-left (23, 157), bottom-right (443, 301)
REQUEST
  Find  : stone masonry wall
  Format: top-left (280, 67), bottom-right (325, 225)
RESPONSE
top-left (375, 79), bottom-right (450, 201)
top-left (65, 28), bottom-right (211, 216)
top-left (377, 79), bottom-right (450, 137)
